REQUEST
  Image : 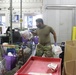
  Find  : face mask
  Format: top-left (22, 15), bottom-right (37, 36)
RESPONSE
top-left (36, 25), bottom-right (45, 29)
top-left (36, 25), bottom-right (41, 28)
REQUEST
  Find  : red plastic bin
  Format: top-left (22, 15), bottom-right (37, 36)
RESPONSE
top-left (14, 56), bottom-right (61, 75)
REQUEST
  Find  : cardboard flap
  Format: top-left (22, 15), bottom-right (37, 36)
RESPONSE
top-left (64, 60), bottom-right (75, 75)
top-left (66, 40), bottom-right (76, 46)
top-left (74, 61), bottom-right (76, 75)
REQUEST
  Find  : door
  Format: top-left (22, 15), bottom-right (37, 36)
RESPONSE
top-left (59, 10), bottom-right (73, 43)
top-left (43, 9), bottom-right (73, 43)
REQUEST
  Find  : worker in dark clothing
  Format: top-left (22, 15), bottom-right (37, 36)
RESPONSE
top-left (1, 27), bottom-right (22, 44)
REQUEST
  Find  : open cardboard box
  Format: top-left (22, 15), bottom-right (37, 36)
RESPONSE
top-left (64, 40), bottom-right (76, 62)
top-left (64, 60), bottom-right (76, 75)
top-left (2, 44), bottom-right (15, 48)
top-left (63, 41), bottom-right (76, 75)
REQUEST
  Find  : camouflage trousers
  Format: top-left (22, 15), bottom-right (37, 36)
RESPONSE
top-left (35, 44), bottom-right (53, 57)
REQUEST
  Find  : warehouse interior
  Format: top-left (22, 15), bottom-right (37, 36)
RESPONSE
top-left (0, 0), bottom-right (76, 75)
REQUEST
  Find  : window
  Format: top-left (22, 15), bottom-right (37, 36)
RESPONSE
top-left (27, 16), bottom-right (33, 28)
top-left (0, 14), bottom-right (6, 26)
top-left (12, 15), bottom-right (19, 23)
top-left (24, 14), bottom-right (42, 28)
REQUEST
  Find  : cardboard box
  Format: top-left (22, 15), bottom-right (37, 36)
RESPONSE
top-left (64, 60), bottom-right (76, 75)
top-left (3, 44), bottom-right (15, 48)
top-left (63, 41), bottom-right (76, 75)
top-left (64, 40), bottom-right (76, 62)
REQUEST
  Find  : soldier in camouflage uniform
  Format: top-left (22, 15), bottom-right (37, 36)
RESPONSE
top-left (32, 18), bottom-right (57, 57)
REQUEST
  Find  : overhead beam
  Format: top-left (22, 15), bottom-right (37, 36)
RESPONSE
top-left (45, 5), bottom-right (76, 10)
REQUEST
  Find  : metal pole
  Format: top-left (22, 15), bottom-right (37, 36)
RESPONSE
top-left (10, 0), bottom-right (13, 44)
top-left (20, 0), bottom-right (22, 30)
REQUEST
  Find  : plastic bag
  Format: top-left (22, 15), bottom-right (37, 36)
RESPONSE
top-left (0, 59), bottom-right (5, 75)
top-left (21, 30), bottom-right (33, 40)
top-left (52, 45), bottom-right (62, 58)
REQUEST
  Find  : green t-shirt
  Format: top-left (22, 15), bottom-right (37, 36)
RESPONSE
top-left (36, 25), bottom-right (54, 45)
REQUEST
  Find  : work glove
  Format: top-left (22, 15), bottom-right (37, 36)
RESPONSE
top-left (54, 42), bottom-right (57, 46)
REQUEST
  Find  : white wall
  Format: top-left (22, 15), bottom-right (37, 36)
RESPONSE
top-left (43, 0), bottom-right (76, 5)
top-left (60, 0), bottom-right (76, 4)
top-left (43, 0), bottom-right (76, 43)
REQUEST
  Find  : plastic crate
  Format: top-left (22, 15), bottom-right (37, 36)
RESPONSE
top-left (14, 56), bottom-right (61, 75)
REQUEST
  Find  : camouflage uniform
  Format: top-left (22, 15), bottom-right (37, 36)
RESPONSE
top-left (36, 44), bottom-right (53, 57)
top-left (34, 25), bottom-right (55, 57)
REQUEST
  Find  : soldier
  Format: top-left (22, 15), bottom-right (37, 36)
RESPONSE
top-left (32, 18), bottom-right (57, 57)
